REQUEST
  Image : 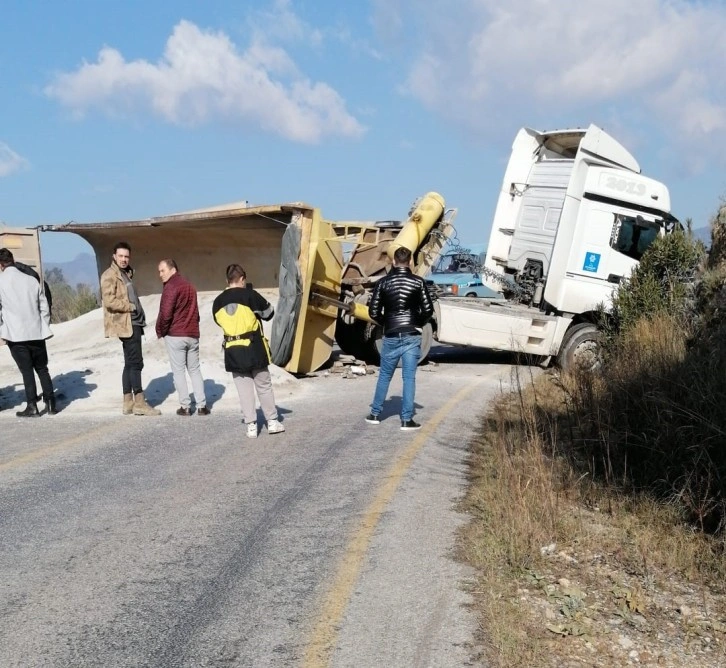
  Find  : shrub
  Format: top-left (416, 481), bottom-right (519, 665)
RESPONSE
top-left (609, 228), bottom-right (703, 336)
top-left (45, 267), bottom-right (99, 323)
top-left (565, 227), bottom-right (726, 531)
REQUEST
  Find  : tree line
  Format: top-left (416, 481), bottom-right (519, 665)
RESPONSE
top-left (44, 267), bottom-right (99, 324)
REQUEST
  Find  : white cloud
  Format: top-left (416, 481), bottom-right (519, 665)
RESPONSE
top-left (387, 0), bottom-right (726, 161)
top-left (0, 143), bottom-right (29, 177)
top-left (249, 0), bottom-right (323, 47)
top-left (44, 19), bottom-right (364, 143)
top-left (370, 0), bottom-right (406, 45)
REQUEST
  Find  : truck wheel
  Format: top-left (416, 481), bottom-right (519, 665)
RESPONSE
top-left (269, 224), bottom-right (303, 367)
top-left (557, 323), bottom-right (602, 372)
top-left (419, 322), bottom-right (433, 362)
top-left (335, 316), bottom-right (368, 360)
top-left (372, 322), bottom-right (433, 366)
top-left (465, 291), bottom-right (478, 298)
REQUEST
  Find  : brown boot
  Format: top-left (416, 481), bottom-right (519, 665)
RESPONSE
top-left (133, 392), bottom-right (161, 416)
top-left (123, 393), bottom-right (134, 415)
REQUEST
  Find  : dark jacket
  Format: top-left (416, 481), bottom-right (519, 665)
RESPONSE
top-left (15, 262), bottom-right (53, 315)
top-left (368, 265), bottom-right (434, 335)
top-left (212, 286), bottom-right (274, 373)
top-left (156, 273), bottom-right (200, 339)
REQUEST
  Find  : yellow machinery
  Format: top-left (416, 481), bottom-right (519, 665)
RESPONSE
top-left (280, 208), bottom-right (345, 375)
top-left (282, 192), bottom-right (456, 373)
top-left (386, 191), bottom-right (446, 260)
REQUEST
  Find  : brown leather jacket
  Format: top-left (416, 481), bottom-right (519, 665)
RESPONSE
top-left (100, 261), bottom-right (134, 338)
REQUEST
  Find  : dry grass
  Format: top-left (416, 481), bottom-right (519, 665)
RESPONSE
top-left (459, 361), bottom-right (726, 666)
top-left (458, 218), bottom-right (726, 664)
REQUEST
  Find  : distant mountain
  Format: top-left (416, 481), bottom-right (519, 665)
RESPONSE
top-left (44, 252), bottom-right (99, 289)
top-left (691, 226), bottom-right (711, 246)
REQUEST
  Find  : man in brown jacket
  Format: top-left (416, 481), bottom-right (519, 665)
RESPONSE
top-left (100, 241), bottom-right (160, 416)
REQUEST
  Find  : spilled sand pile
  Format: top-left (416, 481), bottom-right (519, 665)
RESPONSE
top-left (0, 290), bottom-right (302, 418)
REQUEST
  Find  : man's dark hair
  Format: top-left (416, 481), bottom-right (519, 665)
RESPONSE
top-left (161, 258), bottom-right (178, 271)
top-left (226, 264), bottom-right (247, 283)
top-left (0, 248), bottom-right (15, 266)
top-left (113, 241), bottom-right (131, 253)
top-left (393, 246), bottom-right (412, 265)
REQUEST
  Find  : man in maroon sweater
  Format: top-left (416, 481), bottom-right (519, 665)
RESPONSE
top-left (156, 259), bottom-right (210, 416)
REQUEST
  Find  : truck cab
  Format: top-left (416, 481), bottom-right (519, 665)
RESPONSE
top-left (433, 124), bottom-right (678, 370)
top-left (483, 124), bottom-right (676, 316)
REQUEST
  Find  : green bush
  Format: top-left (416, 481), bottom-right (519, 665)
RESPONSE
top-left (558, 227), bottom-right (726, 531)
top-left (45, 267), bottom-right (99, 324)
top-left (609, 228), bottom-right (703, 335)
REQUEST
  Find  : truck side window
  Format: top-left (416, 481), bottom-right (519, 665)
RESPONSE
top-left (611, 215), bottom-right (659, 261)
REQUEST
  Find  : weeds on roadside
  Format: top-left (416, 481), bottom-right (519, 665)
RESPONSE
top-left (459, 208), bottom-right (726, 664)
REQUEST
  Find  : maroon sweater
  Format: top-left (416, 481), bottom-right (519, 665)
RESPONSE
top-left (155, 273), bottom-right (200, 338)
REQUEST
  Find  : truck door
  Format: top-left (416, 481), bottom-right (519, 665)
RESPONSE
top-left (564, 198), bottom-right (663, 312)
top-left (554, 197), bottom-right (633, 313)
top-left (570, 203), bottom-right (661, 280)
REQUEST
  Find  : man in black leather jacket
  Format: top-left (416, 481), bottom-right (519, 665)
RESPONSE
top-left (365, 246), bottom-right (434, 430)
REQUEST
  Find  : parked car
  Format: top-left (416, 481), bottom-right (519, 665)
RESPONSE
top-left (450, 277), bottom-right (501, 299)
top-left (427, 244), bottom-right (487, 296)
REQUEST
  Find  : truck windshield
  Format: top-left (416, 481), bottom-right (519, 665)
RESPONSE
top-left (611, 214), bottom-right (660, 261)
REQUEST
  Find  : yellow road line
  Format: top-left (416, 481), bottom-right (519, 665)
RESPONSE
top-left (303, 379), bottom-right (482, 667)
top-left (0, 420), bottom-right (124, 473)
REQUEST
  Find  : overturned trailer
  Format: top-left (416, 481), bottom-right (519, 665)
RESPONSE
top-left (0, 227), bottom-right (43, 276)
top-left (38, 194), bottom-right (454, 375)
top-left (42, 202), bottom-right (307, 295)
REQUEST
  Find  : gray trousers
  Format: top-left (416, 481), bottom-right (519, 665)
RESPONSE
top-left (163, 336), bottom-right (207, 408)
top-left (232, 367), bottom-right (278, 424)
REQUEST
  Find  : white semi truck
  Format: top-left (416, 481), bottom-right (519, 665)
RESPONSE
top-left (428, 124), bottom-right (678, 369)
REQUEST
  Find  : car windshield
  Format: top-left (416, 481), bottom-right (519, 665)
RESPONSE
top-left (432, 246), bottom-right (486, 274)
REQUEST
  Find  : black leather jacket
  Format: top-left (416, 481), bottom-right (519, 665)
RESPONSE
top-left (368, 265), bottom-right (434, 335)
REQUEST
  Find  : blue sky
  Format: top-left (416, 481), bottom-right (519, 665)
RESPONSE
top-left (2, 0), bottom-right (726, 262)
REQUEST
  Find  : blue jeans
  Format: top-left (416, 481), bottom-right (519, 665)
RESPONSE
top-left (370, 333), bottom-right (421, 422)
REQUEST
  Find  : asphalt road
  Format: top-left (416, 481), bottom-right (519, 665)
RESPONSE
top-left (0, 347), bottom-right (522, 667)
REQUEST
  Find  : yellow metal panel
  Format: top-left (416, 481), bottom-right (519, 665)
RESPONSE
top-left (284, 209), bottom-right (344, 374)
top-left (350, 301), bottom-right (373, 323)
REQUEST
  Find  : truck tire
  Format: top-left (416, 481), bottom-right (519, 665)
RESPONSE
top-left (557, 323), bottom-right (602, 372)
top-left (419, 322), bottom-right (434, 362)
top-left (335, 316), bottom-right (369, 360)
top-left (270, 224), bottom-right (303, 367)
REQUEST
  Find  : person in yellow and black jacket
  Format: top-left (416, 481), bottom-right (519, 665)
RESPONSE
top-left (212, 264), bottom-right (286, 439)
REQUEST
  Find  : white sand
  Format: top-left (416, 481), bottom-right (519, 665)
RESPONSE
top-left (0, 290), bottom-right (302, 417)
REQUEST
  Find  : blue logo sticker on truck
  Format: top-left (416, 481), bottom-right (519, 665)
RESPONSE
top-left (583, 252), bottom-right (601, 273)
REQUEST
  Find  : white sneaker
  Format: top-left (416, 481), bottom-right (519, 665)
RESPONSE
top-left (267, 418), bottom-right (285, 434)
top-left (246, 422), bottom-right (258, 439)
